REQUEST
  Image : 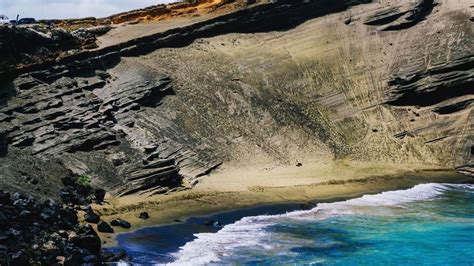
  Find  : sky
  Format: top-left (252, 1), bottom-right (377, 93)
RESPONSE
top-left (0, 0), bottom-right (175, 20)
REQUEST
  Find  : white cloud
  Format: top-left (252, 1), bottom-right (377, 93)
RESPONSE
top-left (0, 0), bottom-right (175, 20)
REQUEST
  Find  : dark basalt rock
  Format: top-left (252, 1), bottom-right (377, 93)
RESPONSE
top-left (75, 224), bottom-right (102, 254)
top-left (94, 189), bottom-right (106, 203)
top-left (139, 212), bottom-right (150, 220)
top-left (60, 176), bottom-right (107, 206)
top-left (97, 220), bottom-right (114, 233)
top-left (84, 209), bottom-right (101, 224)
top-left (39, 199), bottom-right (61, 222)
top-left (0, 130), bottom-right (7, 157)
top-left (100, 248), bottom-right (129, 263)
top-left (110, 218), bottom-right (131, 229)
top-left (0, 191), bottom-right (11, 205)
top-left (0, 190), bottom-right (109, 264)
top-left (204, 220), bottom-right (223, 227)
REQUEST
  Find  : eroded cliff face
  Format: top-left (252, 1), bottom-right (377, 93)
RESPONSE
top-left (0, 0), bottom-right (472, 198)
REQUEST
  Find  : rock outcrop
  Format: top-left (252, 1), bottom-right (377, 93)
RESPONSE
top-left (0, 0), bottom-right (472, 202)
top-left (110, 218), bottom-right (131, 229)
top-left (387, 55), bottom-right (473, 107)
top-left (0, 25), bottom-right (82, 74)
top-left (363, 0), bottom-right (437, 30)
top-left (0, 53), bottom-right (185, 196)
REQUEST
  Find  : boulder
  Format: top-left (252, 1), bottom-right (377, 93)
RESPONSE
top-left (59, 207), bottom-right (79, 227)
top-left (76, 224), bottom-right (98, 237)
top-left (77, 234), bottom-right (101, 254)
top-left (97, 220), bottom-right (114, 233)
top-left (100, 248), bottom-right (128, 263)
top-left (110, 219), bottom-right (131, 229)
top-left (94, 189), bottom-right (106, 203)
top-left (138, 212), bottom-right (149, 220)
top-left (204, 220), bottom-right (223, 227)
top-left (59, 190), bottom-right (72, 203)
top-left (84, 210), bottom-right (100, 224)
top-left (40, 208), bottom-right (57, 222)
top-left (41, 241), bottom-right (60, 261)
top-left (0, 191), bottom-right (11, 205)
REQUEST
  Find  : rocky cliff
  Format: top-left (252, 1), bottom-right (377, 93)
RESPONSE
top-left (0, 0), bottom-right (472, 200)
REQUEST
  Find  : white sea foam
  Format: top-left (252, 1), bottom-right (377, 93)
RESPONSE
top-left (167, 183), bottom-right (465, 266)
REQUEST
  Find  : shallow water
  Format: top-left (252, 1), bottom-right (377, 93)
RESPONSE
top-left (115, 183), bottom-right (474, 265)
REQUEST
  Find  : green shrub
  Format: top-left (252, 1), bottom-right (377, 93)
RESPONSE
top-left (77, 175), bottom-right (92, 187)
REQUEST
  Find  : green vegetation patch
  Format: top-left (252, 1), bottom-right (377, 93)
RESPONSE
top-left (77, 174), bottom-right (92, 187)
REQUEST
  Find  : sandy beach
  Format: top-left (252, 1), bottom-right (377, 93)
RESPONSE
top-left (91, 161), bottom-right (472, 246)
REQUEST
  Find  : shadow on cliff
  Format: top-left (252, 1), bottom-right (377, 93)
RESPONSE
top-left (2, 0), bottom-right (372, 82)
top-left (387, 55), bottom-right (474, 107)
top-left (116, 0), bottom-right (372, 57)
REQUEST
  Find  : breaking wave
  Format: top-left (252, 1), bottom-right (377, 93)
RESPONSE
top-left (168, 183), bottom-right (472, 265)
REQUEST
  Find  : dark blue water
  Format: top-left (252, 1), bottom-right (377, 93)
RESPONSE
top-left (115, 183), bottom-right (474, 265)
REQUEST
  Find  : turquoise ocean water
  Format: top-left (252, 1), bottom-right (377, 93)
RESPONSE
top-left (117, 183), bottom-right (474, 265)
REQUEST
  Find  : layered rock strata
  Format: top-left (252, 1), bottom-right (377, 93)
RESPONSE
top-left (0, 0), bottom-right (473, 200)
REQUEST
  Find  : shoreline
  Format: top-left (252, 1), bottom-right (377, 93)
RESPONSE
top-left (114, 181), bottom-right (474, 265)
top-left (92, 162), bottom-right (473, 247)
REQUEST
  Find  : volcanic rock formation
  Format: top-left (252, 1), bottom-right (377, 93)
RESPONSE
top-left (0, 0), bottom-right (473, 200)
